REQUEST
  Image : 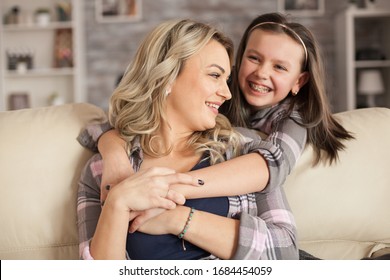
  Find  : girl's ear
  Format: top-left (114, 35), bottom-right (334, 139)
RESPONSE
top-left (297, 71), bottom-right (309, 88)
top-left (292, 71), bottom-right (309, 93)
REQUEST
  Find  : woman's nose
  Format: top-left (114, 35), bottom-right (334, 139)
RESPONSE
top-left (217, 82), bottom-right (232, 100)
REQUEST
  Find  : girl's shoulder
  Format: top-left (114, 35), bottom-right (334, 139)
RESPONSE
top-left (233, 126), bottom-right (266, 141)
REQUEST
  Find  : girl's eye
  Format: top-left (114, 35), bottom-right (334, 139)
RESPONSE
top-left (248, 55), bottom-right (260, 62)
top-left (275, 64), bottom-right (287, 71)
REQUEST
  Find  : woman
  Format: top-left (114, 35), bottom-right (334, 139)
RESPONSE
top-left (77, 19), bottom-right (297, 260)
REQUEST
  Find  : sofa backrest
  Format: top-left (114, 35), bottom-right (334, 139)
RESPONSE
top-left (0, 103), bottom-right (107, 259)
top-left (1, 104), bottom-right (389, 260)
top-left (284, 107), bottom-right (390, 259)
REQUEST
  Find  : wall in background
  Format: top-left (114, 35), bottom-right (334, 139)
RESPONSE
top-left (84, 0), bottom-right (390, 111)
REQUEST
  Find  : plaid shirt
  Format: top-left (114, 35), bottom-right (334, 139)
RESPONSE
top-left (77, 100), bottom-right (304, 259)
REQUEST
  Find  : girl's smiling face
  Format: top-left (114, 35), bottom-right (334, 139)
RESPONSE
top-left (238, 29), bottom-right (308, 111)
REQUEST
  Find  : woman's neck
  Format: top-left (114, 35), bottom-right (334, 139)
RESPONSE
top-left (142, 126), bottom-right (201, 172)
top-left (156, 123), bottom-right (195, 154)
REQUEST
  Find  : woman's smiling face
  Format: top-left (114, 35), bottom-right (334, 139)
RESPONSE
top-left (166, 39), bottom-right (232, 134)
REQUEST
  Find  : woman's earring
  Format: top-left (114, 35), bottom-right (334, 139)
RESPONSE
top-left (292, 90), bottom-right (299, 96)
top-left (165, 88), bottom-right (171, 96)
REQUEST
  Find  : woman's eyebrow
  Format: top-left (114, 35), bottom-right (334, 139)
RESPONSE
top-left (208, 64), bottom-right (226, 73)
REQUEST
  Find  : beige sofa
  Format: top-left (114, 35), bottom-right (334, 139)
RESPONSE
top-left (0, 103), bottom-right (389, 260)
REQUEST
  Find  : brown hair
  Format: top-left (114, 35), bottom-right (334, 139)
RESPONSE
top-left (222, 13), bottom-right (354, 165)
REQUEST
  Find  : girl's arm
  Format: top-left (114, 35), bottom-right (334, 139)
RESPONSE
top-left (98, 130), bottom-right (134, 200)
top-left (97, 130), bottom-right (270, 200)
top-left (173, 153), bottom-right (268, 198)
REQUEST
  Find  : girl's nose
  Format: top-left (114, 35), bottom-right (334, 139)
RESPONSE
top-left (254, 65), bottom-right (269, 80)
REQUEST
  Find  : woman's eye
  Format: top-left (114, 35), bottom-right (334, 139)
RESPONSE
top-left (210, 73), bottom-right (221, 79)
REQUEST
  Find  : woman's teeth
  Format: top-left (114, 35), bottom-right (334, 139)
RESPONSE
top-left (205, 102), bottom-right (219, 109)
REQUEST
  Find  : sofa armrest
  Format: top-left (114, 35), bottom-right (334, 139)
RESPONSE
top-left (0, 103), bottom-right (107, 259)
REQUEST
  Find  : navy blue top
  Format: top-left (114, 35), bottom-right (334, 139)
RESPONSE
top-left (126, 159), bottom-right (229, 260)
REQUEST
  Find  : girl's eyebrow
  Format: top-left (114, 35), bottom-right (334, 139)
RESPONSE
top-left (247, 49), bottom-right (292, 68)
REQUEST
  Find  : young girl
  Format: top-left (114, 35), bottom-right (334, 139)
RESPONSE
top-left (223, 13), bottom-right (354, 169)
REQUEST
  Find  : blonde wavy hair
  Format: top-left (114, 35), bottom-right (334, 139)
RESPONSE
top-left (109, 19), bottom-right (242, 164)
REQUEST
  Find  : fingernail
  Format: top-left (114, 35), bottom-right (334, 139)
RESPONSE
top-left (198, 179), bottom-right (204, 186)
top-left (105, 185), bottom-right (111, 191)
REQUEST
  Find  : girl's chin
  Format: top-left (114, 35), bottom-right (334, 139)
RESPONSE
top-left (245, 95), bottom-right (268, 108)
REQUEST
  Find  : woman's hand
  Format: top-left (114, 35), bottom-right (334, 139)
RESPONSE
top-left (135, 206), bottom-right (189, 236)
top-left (128, 208), bottom-right (167, 233)
top-left (103, 167), bottom-right (199, 212)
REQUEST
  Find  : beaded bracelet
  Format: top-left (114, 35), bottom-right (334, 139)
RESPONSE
top-left (178, 207), bottom-right (195, 239)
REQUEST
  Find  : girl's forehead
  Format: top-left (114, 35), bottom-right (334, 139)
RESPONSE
top-left (248, 29), bottom-right (295, 43)
top-left (247, 30), bottom-right (303, 53)
top-left (246, 29), bottom-right (305, 67)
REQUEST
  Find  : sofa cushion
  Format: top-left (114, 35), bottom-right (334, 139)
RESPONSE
top-left (0, 103), bottom-right (106, 259)
top-left (284, 107), bottom-right (390, 259)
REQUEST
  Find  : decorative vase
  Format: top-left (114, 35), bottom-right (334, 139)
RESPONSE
top-left (35, 10), bottom-right (50, 26)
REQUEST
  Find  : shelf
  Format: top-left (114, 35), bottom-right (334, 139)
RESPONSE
top-left (2, 21), bottom-right (73, 31)
top-left (355, 60), bottom-right (390, 68)
top-left (335, 7), bottom-right (390, 112)
top-left (0, 0), bottom-right (86, 111)
top-left (5, 68), bottom-right (74, 78)
top-left (346, 8), bottom-right (390, 18)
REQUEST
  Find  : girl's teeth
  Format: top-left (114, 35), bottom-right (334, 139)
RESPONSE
top-left (250, 83), bottom-right (269, 93)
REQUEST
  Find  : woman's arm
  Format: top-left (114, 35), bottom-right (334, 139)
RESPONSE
top-left (137, 186), bottom-right (298, 260)
top-left (136, 205), bottom-right (240, 259)
top-left (77, 155), bottom-right (199, 260)
top-left (91, 169), bottom-right (185, 259)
